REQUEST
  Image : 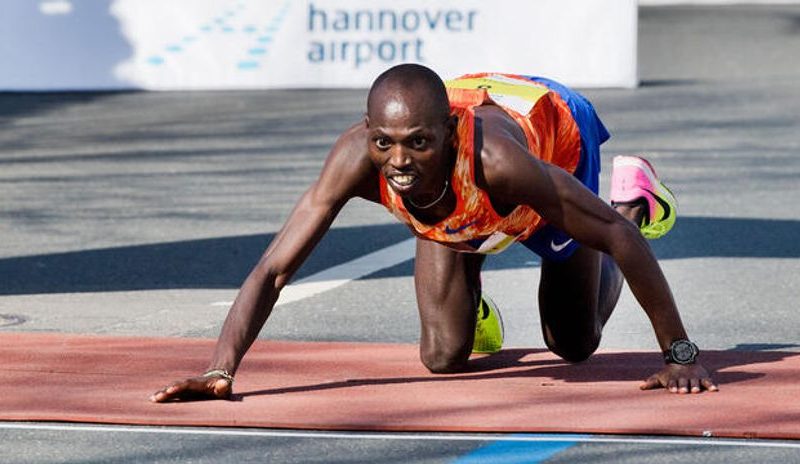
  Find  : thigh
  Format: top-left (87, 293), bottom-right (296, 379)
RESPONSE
top-left (414, 238), bottom-right (485, 371)
top-left (537, 244), bottom-right (603, 362)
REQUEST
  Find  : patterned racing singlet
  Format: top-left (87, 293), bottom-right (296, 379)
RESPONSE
top-left (379, 73), bottom-right (582, 254)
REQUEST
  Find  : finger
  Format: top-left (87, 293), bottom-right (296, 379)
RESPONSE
top-left (150, 387), bottom-right (173, 403)
top-left (150, 386), bottom-right (169, 401)
top-left (677, 377), bottom-right (689, 394)
top-left (701, 378), bottom-right (719, 392)
top-left (667, 378), bottom-right (678, 393)
top-left (150, 381), bottom-right (188, 402)
top-left (639, 375), bottom-right (662, 390)
top-left (152, 378), bottom-right (203, 403)
top-left (151, 390), bottom-right (178, 402)
top-left (690, 378), bottom-right (701, 394)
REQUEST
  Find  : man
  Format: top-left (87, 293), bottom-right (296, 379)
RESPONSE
top-left (151, 64), bottom-right (717, 402)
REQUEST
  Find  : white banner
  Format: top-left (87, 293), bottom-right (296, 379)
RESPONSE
top-left (0, 0), bottom-right (638, 90)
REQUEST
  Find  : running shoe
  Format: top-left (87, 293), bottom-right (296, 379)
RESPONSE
top-left (610, 155), bottom-right (677, 239)
top-left (473, 294), bottom-right (504, 354)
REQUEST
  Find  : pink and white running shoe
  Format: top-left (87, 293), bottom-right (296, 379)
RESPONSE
top-left (610, 155), bottom-right (677, 239)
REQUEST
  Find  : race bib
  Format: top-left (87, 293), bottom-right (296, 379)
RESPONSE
top-left (446, 74), bottom-right (548, 116)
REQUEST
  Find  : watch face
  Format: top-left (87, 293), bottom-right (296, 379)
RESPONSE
top-left (672, 340), bottom-right (698, 364)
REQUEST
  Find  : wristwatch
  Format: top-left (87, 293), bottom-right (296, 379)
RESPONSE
top-left (663, 339), bottom-right (700, 365)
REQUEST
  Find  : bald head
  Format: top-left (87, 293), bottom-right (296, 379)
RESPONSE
top-left (367, 64), bottom-right (450, 125)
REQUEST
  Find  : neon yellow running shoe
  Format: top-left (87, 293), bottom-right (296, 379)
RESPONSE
top-left (610, 155), bottom-right (678, 239)
top-left (473, 294), bottom-right (504, 354)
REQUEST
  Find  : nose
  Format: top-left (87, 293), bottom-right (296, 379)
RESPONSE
top-left (388, 144), bottom-right (412, 170)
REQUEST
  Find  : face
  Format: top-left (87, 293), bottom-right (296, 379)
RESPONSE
top-left (366, 95), bottom-right (455, 199)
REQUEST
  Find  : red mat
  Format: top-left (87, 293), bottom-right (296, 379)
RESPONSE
top-left (2, 332), bottom-right (798, 439)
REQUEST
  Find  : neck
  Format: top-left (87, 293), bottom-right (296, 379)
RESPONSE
top-left (407, 180), bottom-right (449, 210)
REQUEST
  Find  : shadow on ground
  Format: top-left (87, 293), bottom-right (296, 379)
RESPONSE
top-left (1, 216), bottom-right (798, 295)
top-left (235, 346), bottom-right (800, 398)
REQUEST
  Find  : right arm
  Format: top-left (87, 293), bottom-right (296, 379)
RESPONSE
top-left (152, 123), bottom-right (378, 402)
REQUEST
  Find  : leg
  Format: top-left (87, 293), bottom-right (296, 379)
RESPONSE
top-left (414, 238), bottom-right (485, 373)
top-left (537, 203), bottom-right (645, 363)
top-left (538, 245), bottom-right (623, 363)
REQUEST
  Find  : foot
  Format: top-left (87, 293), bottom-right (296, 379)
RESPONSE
top-left (610, 155), bottom-right (677, 239)
top-left (613, 201), bottom-right (646, 226)
top-left (472, 294), bottom-right (504, 354)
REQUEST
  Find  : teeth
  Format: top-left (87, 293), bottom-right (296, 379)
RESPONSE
top-left (392, 175), bottom-right (414, 186)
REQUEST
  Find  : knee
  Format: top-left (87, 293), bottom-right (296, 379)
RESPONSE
top-left (542, 316), bottom-right (603, 363)
top-left (545, 335), bottom-right (600, 364)
top-left (420, 344), bottom-right (471, 374)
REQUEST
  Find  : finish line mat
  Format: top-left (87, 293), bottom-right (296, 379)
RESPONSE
top-left (2, 332), bottom-right (799, 439)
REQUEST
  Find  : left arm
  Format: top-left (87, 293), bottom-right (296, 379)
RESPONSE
top-left (481, 129), bottom-right (716, 393)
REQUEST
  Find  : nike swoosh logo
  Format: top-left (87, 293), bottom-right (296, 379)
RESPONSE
top-left (643, 188), bottom-right (671, 224)
top-left (550, 238), bottom-right (574, 252)
top-left (444, 220), bottom-right (477, 235)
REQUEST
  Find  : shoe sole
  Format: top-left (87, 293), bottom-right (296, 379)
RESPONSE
top-left (611, 156), bottom-right (677, 238)
top-left (473, 294), bottom-right (504, 354)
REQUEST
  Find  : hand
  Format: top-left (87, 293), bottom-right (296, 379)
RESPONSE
top-left (640, 363), bottom-right (718, 394)
top-left (150, 374), bottom-right (233, 403)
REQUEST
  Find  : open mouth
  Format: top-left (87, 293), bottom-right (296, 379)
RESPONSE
top-left (387, 173), bottom-right (419, 192)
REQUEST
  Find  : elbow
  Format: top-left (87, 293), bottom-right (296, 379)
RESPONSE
top-left (270, 266), bottom-right (292, 292)
top-left (252, 257), bottom-right (292, 294)
top-left (606, 218), bottom-right (651, 260)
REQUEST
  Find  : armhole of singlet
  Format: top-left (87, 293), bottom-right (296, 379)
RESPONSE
top-left (470, 113), bottom-right (482, 186)
top-left (469, 106), bottom-right (520, 221)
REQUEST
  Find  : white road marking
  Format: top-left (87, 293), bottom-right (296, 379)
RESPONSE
top-left (39, 1), bottom-right (73, 15)
top-left (211, 238), bottom-right (417, 308)
top-left (2, 423), bottom-right (800, 448)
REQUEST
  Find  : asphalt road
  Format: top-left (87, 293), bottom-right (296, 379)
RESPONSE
top-left (1, 5), bottom-right (799, 463)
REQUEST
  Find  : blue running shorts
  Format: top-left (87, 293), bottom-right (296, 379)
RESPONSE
top-left (518, 76), bottom-right (610, 262)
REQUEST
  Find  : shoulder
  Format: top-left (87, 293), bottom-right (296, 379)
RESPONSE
top-left (316, 121), bottom-right (380, 203)
top-left (472, 106), bottom-right (542, 191)
top-left (474, 105), bottom-right (529, 155)
top-left (330, 121), bottom-right (369, 158)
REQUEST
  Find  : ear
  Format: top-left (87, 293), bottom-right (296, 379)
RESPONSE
top-left (364, 115), bottom-right (370, 128)
top-left (445, 115), bottom-right (458, 142)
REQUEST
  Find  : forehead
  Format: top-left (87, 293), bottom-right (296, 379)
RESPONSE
top-left (369, 94), bottom-right (444, 132)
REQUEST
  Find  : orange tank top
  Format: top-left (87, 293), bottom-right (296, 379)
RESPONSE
top-left (379, 73), bottom-right (581, 254)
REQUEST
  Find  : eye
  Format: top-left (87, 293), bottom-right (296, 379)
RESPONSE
top-left (374, 137), bottom-right (391, 150)
top-left (411, 136), bottom-right (427, 150)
